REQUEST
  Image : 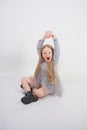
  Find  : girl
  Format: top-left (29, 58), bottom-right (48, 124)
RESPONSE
top-left (21, 31), bottom-right (63, 104)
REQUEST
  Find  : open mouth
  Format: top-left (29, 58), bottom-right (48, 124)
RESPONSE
top-left (47, 57), bottom-right (50, 60)
top-left (46, 57), bottom-right (50, 61)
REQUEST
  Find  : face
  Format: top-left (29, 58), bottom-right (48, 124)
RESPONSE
top-left (42, 47), bottom-right (53, 63)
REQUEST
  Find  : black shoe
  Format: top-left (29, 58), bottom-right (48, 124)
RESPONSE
top-left (20, 84), bottom-right (33, 92)
top-left (21, 91), bottom-right (38, 104)
top-left (20, 84), bottom-right (23, 89)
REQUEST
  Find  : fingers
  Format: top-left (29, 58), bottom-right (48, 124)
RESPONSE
top-left (46, 31), bottom-right (52, 34)
top-left (42, 31), bottom-right (55, 40)
top-left (46, 31), bottom-right (54, 37)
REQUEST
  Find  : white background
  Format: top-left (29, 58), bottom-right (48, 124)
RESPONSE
top-left (0, 0), bottom-right (87, 80)
top-left (0, 1), bottom-right (87, 130)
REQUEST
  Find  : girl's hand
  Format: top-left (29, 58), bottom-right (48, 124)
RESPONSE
top-left (42, 32), bottom-right (50, 40)
top-left (46, 31), bottom-right (56, 38)
top-left (42, 31), bottom-right (56, 40)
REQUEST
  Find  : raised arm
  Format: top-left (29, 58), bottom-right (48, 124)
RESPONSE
top-left (46, 31), bottom-right (60, 64)
top-left (37, 31), bottom-right (60, 64)
top-left (37, 32), bottom-right (51, 55)
top-left (53, 38), bottom-right (60, 65)
top-left (37, 39), bottom-right (44, 55)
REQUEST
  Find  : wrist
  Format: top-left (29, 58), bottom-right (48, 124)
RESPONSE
top-left (42, 36), bottom-right (46, 41)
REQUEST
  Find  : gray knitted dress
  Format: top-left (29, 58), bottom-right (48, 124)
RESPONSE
top-left (31, 38), bottom-right (63, 96)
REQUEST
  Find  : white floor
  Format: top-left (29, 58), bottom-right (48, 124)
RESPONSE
top-left (0, 75), bottom-right (87, 130)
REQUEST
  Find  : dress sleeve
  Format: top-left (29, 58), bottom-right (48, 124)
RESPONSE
top-left (37, 40), bottom-right (44, 55)
top-left (53, 39), bottom-right (60, 65)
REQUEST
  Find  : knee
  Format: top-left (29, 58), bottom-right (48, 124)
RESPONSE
top-left (37, 92), bottom-right (45, 98)
top-left (33, 89), bottom-right (45, 98)
top-left (21, 77), bottom-right (26, 84)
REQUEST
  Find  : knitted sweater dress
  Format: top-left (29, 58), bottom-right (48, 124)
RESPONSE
top-left (33, 38), bottom-right (63, 96)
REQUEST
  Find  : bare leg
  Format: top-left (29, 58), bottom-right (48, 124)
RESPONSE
top-left (32, 87), bottom-right (46, 98)
top-left (21, 77), bottom-right (39, 104)
top-left (21, 77), bottom-right (31, 92)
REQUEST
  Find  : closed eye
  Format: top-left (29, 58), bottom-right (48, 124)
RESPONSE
top-left (44, 52), bottom-right (47, 55)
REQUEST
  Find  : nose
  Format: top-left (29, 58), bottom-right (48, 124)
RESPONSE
top-left (46, 54), bottom-right (49, 57)
top-left (46, 53), bottom-right (49, 56)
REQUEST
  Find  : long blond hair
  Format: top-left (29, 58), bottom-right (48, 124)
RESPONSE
top-left (34, 44), bottom-right (57, 84)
